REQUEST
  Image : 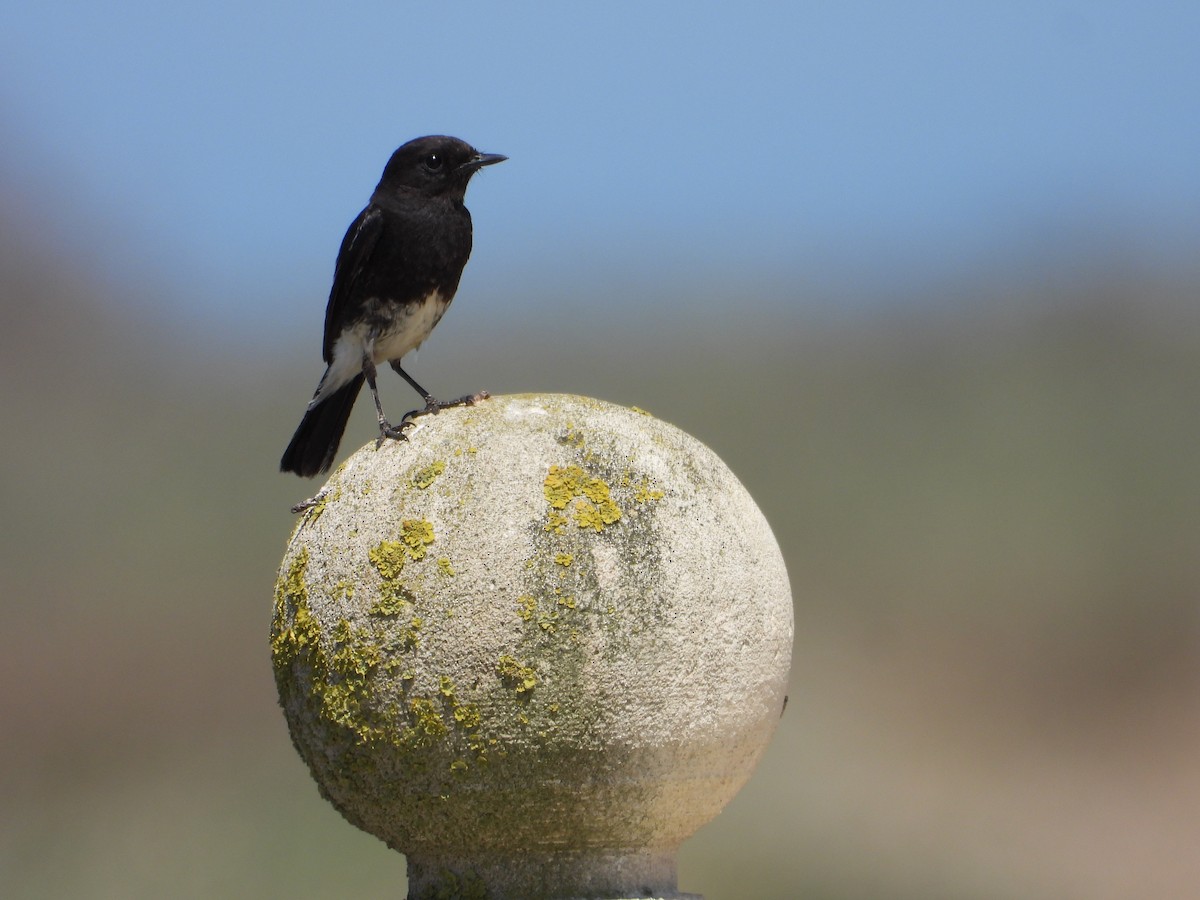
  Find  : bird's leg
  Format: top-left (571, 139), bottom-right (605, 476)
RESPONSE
top-left (389, 360), bottom-right (436, 410)
top-left (363, 354), bottom-right (410, 442)
top-left (389, 360), bottom-right (489, 425)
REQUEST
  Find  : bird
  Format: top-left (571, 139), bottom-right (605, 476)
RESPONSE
top-left (280, 135), bottom-right (506, 478)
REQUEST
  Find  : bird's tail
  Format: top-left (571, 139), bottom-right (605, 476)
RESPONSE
top-left (280, 373), bottom-right (365, 477)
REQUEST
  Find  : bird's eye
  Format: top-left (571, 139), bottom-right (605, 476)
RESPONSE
top-left (423, 153), bottom-right (444, 172)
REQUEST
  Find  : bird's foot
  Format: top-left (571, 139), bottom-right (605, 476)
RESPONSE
top-left (399, 390), bottom-right (491, 427)
top-left (375, 417), bottom-right (415, 447)
top-left (374, 393), bottom-right (492, 448)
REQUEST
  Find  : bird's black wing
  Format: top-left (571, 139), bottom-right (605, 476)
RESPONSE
top-left (321, 205), bottom-right (384, 363)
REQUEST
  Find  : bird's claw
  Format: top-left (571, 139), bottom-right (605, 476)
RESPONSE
top-left (375, 418), bottom-right (415, 446)
top-left (423, 390), bottom-right (491, 416)
top-left (376, 392), bottom-right (492, 447)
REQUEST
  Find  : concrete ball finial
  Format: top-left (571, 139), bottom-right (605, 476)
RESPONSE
top-left (272, 394), bottom-right (793, 900)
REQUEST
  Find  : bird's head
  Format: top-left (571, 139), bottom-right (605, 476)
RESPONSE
top-left (375, 135), bottom-right (506, 201)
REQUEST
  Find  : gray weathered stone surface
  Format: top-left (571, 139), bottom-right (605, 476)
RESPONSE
top-left (272, 393), bottom-right (793, 900)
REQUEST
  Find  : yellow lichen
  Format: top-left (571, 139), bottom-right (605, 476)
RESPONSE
top-left (580, 476), bottom-right (610, 504)
top-left (276, 548), bottom-right (309, 612)
top-left (496, 654), bottom-right (537, 693)
top-left (543, 465), bottom-right (584, 509)
top-left (369, 540), bottom-right (406, 580)
top-left (544, 510), bottom-right (569, 533)
top-left (453, 703), bottom-right (481, 729)
top-left (319, 618), bottom-right (388, 743)
top-left (369, 588), bottom-right (409, 617)
top-left (395, 616), bottom-right (423, 651)
top-left (558, 425), bottom-right (586, 448)
top-left (411, 460), bottom-right (446, 489)
top-left (330, 619), bottom-right (381, 678)
top-left (436, 556), bottom-right (455, 577)
top-left (554, 552), bottom-right (573, 567)
top-left (270, 548), bottom-right (322, 675)
top-left (409, 698), bottom-right (448, 737)
top-left (516, 595), bottom-right (537, 622)
top-left (572, 495), bottom-right (621, 532)
top-left (633, 479), bottom-right (665, 503)
top-left (401, 519), bottom-right (435, 559)
top-left (543, 465), bottom-right (622, 532)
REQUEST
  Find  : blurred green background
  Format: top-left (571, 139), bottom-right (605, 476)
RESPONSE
top-left (4, 225), bottom-right (1198, 899)
top-left (3, 4), bottom-right (1199, 899)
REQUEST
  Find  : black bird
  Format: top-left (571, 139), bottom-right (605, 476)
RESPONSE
top-left (280, 135), bottom-right (506, 478)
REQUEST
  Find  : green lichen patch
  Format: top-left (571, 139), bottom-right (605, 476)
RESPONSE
top-left (410, 460), bottom-right (446, 489)
top-left (516, 594), bottom-right (537, 621)
top-left (273, 551), bottom-right (401, 747)
top-left (330, 619), bottom-right (381, 679)
top-left (271, 548), bottom-right (322, 679)
top-left (408, 697), bottom-right (448, 738)
top-left (384, 616), bottom-right (423, 652)
top-left (438, 676), bottom-right (487, 760)
top-left (577, 477), bottom-right (621, 530)
top-left (513, 591), bottom-right (578, 635)
top-left (275, 548), bottom-right (309, 615)
top-left (436, 556), bottom-right (455, 577)
top-left (453, 703), bottom-right (482, 729)
top-left (496, 654), bottom-right (537, 693)
top-left (319, 618), bottom-right (389, 743)
top-left (369, 586), bottom-right (412, 617)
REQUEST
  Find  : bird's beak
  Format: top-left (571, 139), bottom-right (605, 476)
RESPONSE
top-left (461, 152), bottom-right (507, 172)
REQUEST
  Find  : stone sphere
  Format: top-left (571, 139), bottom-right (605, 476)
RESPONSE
top-left (271, 394), bottom-right (793, 899)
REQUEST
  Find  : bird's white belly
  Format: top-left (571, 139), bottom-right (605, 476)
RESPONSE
top-left (371, 291), bottom-right (448, 362)
top-left (314, 292), bottom-right (449, 406)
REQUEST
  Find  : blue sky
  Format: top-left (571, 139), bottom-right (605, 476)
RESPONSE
top-left (2, 2), bottom-right (1198, 327)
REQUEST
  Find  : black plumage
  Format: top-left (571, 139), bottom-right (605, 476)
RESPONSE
top-left (281, 135), bottom-right (505, 477)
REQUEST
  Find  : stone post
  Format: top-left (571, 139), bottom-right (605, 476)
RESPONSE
top-left (271, 394), bottom-right (793, 900)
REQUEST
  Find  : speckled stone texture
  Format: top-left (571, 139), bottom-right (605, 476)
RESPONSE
top-left (272, 394), bottom-right (793, 900)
